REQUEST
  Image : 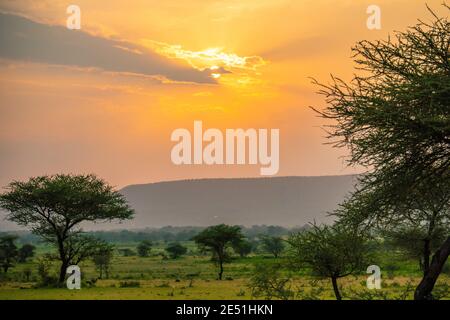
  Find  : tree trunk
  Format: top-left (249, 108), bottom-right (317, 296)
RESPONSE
top-left (331, 276), bottom-right (342, 300)
top-left (218, 260), bottom-right (223, 280)
top-left (414, 236), bottom-right (450, 300)
top-left (423, 238), bottom-right (431, 276)
top-left (59, 260), bottom-right (69, 284)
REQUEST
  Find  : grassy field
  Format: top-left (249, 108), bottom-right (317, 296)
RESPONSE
top-left (1, 241), bottom-right (449, 300)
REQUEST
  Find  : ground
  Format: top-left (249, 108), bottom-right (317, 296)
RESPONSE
top-left (0, 242), bottom-right (449, 300)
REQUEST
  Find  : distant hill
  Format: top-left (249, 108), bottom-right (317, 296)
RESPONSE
top-left (0, 175), bottom-right (358, 230)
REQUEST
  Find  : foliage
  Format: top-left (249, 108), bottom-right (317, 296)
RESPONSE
top-left (0, 174), bottom-right (134, 283)
top-left (193, 224), bottom-right (244, 280)
top-left (261, 236), bottom-right (285, 258)
top-left (137, 240), bottom-right (152, 257)
top-left (248, 264), bottom-right (294, 300)
top-left (18, 244), bottom-right (35, 263)
top-left (165, 242), bottom-right (187, 259)
top-left (92, 241), bottom-right (114, 279)
top-left (313, 5), bottom-right (450, 299)
top-left (0, 235), bottom-right (18, 273)
top-left (232, 239), bottom-right (253, 258)
top-left (287, 224), bottom-right (369, 300)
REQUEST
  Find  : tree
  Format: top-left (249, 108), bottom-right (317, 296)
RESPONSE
top-left (385, 225), bottom-right (448, 276)
top-left (92, 241), bottom-right (114, 279)
top-left (18, 244), bottom-right (36, 263)
top-left (261, 236), bottom-right (284, 258)
top-left (0, 235), bottom-right (18, 273)
top-left (232, 239), bottom-right (253, 258)
top-left (137, 240), bottom-right (152, 257)
top-left (0, 174), bottom-right (134, 283)
top-left (165, 242), bottom-right (187, 259)
top-left (313, 5), bottom-right (450, 300)
top-left (193, 224), bottom-right (243, 280)
top-left (248, 264), bottom-right (294, 300)
top-left (287, 224), bottom-right (369, 300)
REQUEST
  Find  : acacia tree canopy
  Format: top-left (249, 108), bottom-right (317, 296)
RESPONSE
top-left (313, 5), bottom-right (449, 300)
top-left (193, 224), bottom-right (243, 280)
top-left (287, 224), bottom-right (369, 300)
top-left (0, 174), bottom-right (134, 283)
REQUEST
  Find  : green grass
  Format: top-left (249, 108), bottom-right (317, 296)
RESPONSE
top-left (1, 242), bottom-right (449, 300)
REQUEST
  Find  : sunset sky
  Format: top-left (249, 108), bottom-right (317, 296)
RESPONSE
top-left (0, 0), bottom-right (446, 188)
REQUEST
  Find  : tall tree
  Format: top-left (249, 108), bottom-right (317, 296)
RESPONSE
top-left (0, 174), bottom-right (134, 283)
top-left (193, 224), bottom-right (243, 280)
top-left (313, 5), bottom-right (450, 300)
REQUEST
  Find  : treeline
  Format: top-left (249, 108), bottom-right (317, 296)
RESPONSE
top-left (0, 225), bottom-right (309, 244)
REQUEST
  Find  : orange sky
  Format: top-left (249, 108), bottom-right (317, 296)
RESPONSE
top-left (0, 0), bottom-right (446, 188)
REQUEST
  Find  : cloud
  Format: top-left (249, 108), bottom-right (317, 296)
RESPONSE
top-left (260, 35), bottom-right (340, 61)
top-left (147, 40), bottom-right (266, 73)
top-left (0, 13), bottom-right (216, 84)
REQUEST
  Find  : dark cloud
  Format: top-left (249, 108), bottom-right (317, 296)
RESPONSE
top-left (0, 13), bottom-right (215, 84)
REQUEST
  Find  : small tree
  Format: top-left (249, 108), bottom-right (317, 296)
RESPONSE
top-left (18, 244), bottom-right (36, 263)
top-left (385, 225), bottom-right (447, 276)
top-left (193, 224), bottom-right (243, 280)
top-left (92, 242), bottom-right (114, 279)
top-left (0, 174), bottom-right (134, 283)
top-left (0, 235), bottom-right (18, 273)
top-left (261, 236), bottom-right (284, 258)
top-left (232, 239), bottom-right (253, 258)
top-left (288, 224), bottom-right (369, 300)
top-left (137, 240), bottom-right (152, 257)
top-left (165, 242), bottom-right (187, 259)
top-left (248, 264), bottom-right (294, 300)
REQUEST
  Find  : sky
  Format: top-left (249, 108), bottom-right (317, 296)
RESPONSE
top-left (0, 0), bottom-right (446, 189)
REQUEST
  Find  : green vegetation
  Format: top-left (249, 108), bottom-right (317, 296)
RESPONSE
top-left (312, 5), bottom-right (449, 300)
top-left (0, 174), bottom-right (135, 284)
top-left (192, 224), bottom-right (244, 280)
top-left (0, 237), bottom-right (448, 300)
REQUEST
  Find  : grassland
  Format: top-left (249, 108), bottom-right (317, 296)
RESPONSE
top-left (0, 241), bottom-right (449, 300)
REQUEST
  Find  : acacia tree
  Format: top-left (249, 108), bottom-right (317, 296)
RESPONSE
top-left (165, 242), bottom-right (188, 259)
top-left (193, 224), bottom-right (243, 280)
top-left (0, 174), bottom-right (134, 283)
top-left (287, 224), bottom-right (369, 300)
top-left (261, 236), bottom-right (285, 258)
top-left (313, 5), bottom-right (449, 300)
